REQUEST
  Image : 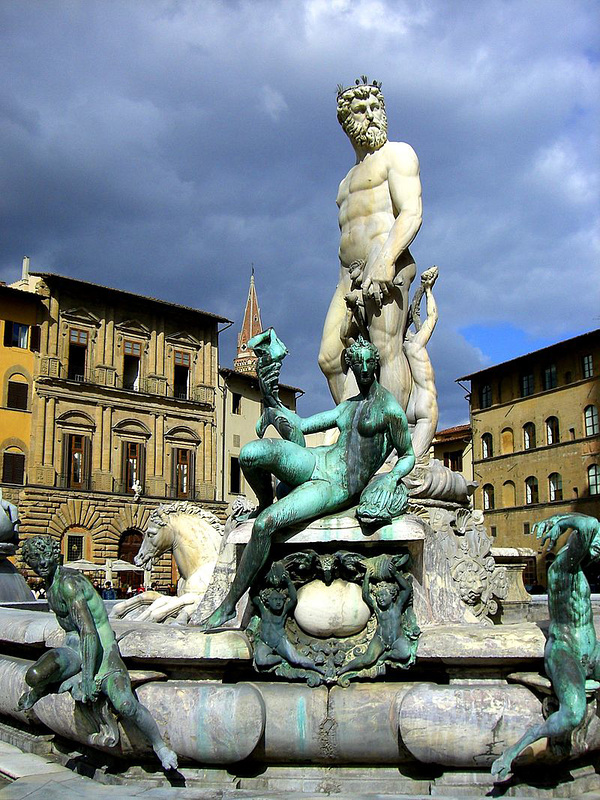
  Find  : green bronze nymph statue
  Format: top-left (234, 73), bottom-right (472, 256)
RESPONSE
top-left (200, 333), bottom-right (415, 631)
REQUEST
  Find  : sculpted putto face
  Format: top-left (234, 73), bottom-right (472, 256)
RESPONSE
top-left (337, 86), bottom-right (388, 150)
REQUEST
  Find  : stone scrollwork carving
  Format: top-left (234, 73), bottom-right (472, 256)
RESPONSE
top-left (430, 506), bottom-right (508, 624)
top-left (248, 549), bottom-right (419, 686)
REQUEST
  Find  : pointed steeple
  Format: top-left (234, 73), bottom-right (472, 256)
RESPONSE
top-left (233, 267), bottom-right (263, 374)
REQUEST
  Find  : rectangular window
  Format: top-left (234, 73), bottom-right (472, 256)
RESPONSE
top-left (523, 522), bottom-right (530, 536)
top-left (520, 372), bottom-right (534, 397)
top-left (173, 350), bottom-right (190, 399)
top-left (68, 328), bottom-right (88, 381)
top-left (543, 364), bottom-right (557, 390)
top-left (65, 434), bottom-right (90, 489)
top-left (66, 534), bottom-right (84, 562)
top-left (523, 557), bottom-right (537, 587)
top-left (7, 381), bottom-right (28, 410)
top-left (443, 451), bottom-right (463, 472)
top-left (230, 456), bottom-right (241, 494)
top-left (123, 340), bottom-right (142, 390)
top-left (3, 321), bottom-right (28, 349)
top-left (490, 526), bottom-right (497, 537)
top-left (29, 325), bottom-right (41, 352)
top-left (174, 448), bottom-right (193, 498)
top-left (2, 451), bottom-right (25, 484)
top-left (583, 354), bottom-right (593, 378)
top-left (122, 441), bottom-right (144, 493)
top-left (232, 392), bottom-right (242, 414)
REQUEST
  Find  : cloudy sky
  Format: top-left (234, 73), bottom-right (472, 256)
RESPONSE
top-left (1, 0), bottom-right (598, 425)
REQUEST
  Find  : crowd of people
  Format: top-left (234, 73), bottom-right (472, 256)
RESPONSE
top-left (28, 577), bottom-right (178, 599)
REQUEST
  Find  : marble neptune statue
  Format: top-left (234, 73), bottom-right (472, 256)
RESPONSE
top-left (199, 333), bottom-right (415, 631)
top-left (318, 77), bottom-right (423, 410)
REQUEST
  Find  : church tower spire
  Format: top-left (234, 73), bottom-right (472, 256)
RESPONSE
top-left (233, 267), bottom-right (263, 374)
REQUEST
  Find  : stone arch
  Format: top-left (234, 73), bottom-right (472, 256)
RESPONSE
top-left (0, 436), bottom-right (28, 453)
top-left (47, 499), bottom-right (103, 540)
top-left (56, 409), bottom-right (96, 430)
top-left (113, 418), bottom-right (152, 438)
top-left (4, 365), bottom-right (33, 383)
top-left (106, 504), bottom-right (153, 542)
top-left (165, 425), bottom-right (201, 444)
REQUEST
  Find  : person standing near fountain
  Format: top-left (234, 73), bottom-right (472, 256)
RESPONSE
top-left (318, 77), bottom-right (423, 409)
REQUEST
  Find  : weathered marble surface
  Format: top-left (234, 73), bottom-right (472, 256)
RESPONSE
top-left (294, 579), bottom-right (370, 638)
top-left (399, 682), bottom-right (544, 767)
top-left (0, 607), bottom-right (544, 664)
top-left (0, 607), bottom-right (252, 663)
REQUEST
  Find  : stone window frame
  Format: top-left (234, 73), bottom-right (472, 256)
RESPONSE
top-left (482, 483), bottom-right (495, 510)
top-left (584, 405), bottom-right (599, 437)
top-left (582, 354), bottom-right (594, 379)
top-left (165, 425), bottom-right (202, 500)
top-left (3, 366), bottom-right (32, 411)
top-left (548, 472), bottom-right (563, 502)
top-left (481, 433), bottom-right (493, 459)
top-left (523, 421), bottom-right (536, 450)
top-left (589, 464), bottom-right (599, 497)
top-left (0, 436), bottom-right (28, 486)
top-left (479, 384), bottom-right (492, 409)
top-left (545, 416), bottom-right (560, 445)
top-left (525, 476), bottom-right (539, 505)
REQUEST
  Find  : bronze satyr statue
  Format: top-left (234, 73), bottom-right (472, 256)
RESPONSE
top-left (17, 536), bottom-right (177, 770)
top-left (492, 513), bottom-right (600, 782)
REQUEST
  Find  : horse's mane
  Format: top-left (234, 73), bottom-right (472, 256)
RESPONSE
top-left (149, 502), bottom-right (224, 534)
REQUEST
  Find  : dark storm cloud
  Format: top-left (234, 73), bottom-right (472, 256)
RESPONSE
top-left (1, 0), bottom-right (598, 426)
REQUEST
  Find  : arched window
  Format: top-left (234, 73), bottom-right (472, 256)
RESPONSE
top-left (483, 484), bottom-right (495, 510)
top-left (1, 447), bottom-right (25, 485)
top-left (6, 376), bottom-right (29, 411)
top-left (62, 527), bottom-right (92, 563)
top-left (548, 472), bottom-right (563, 502)
top-left (525, 476), bottom-right (539, 505)
top-left (523, 422), bottom-right (536, 450)
top-left (481, 433), bottom-right (493, 459)
top-left (584, 405), bottom-right (599, 437)
top-left (589, 465), bottom-right (600, 496)
top-left (502, 480), bottom-right (516, 507)
top-left (545, 416), bottom-right (560, 445)
top-left (500, 427), bottom-right (514, 454)
top-left (479, 384), bottom-right (492, 409)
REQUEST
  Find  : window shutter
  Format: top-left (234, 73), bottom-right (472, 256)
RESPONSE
top-left (83, 437), bottom-right (92, 489)
top-left (140, 443), bottom-right (146, 487)
top-left (2, 452), bottom-right (25, 484)
top-left (7, 382), bottom-right (28, 410)
top-left (61, 434), bottom-right (70, 486)
top-left (189, 450), bottom-right (195, 499)
top-left (29, 326), bottom-right (41, 352)
top-left (171, 447), bottom-right (177, 496)
top-left (121, 441), bottom-right (128, 484)
top-left (3, 322), bottom-right (13, 347)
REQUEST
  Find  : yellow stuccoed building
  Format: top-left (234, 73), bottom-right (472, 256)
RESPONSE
top-left (458, 329), bottom-right (600, 588)
top-left (0, 282), bottom-right (42, 491)
top-left (4, 269), bottom-right (231, 591)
